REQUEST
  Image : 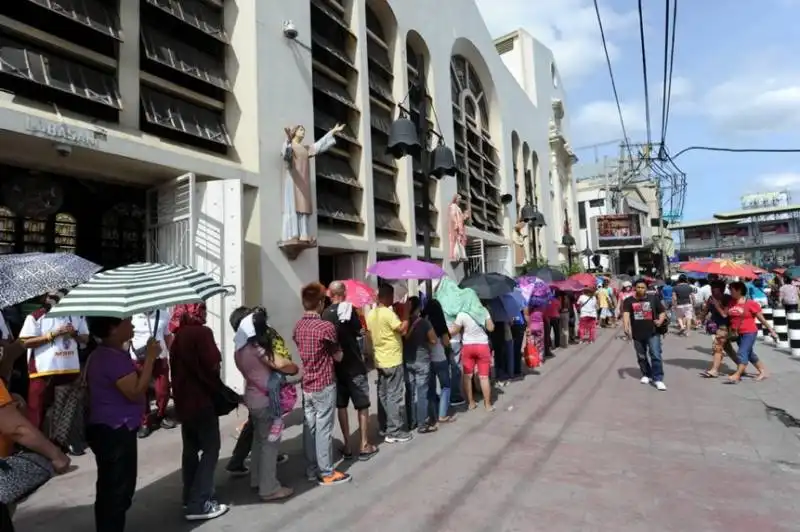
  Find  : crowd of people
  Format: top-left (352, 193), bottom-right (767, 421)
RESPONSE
top-left (1, 270), bottom-right (794, 531)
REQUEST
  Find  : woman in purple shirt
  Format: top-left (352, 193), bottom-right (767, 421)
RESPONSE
top-left (85, 316), bottom-right (160, 532)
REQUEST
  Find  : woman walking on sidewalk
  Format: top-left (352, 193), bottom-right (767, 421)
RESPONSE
top-left (719, 282), bottom-right (776, 384)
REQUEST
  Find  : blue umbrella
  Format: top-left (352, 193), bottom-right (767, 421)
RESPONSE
top-left (487, 293), bottom-right (523, 322)
top-left (0, 253), bottom-right (101, 308)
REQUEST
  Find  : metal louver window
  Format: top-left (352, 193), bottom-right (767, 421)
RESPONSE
top-left (374, 206), bottom-right (405, 234)
top-left (315, 154), bottom-right (360, 188)
top-left (370, 136), bottom-right (396, 168)
top-left (373, 174), bottom-right (399, 204)
top-left (413, 188), bottom-right (437, 212)
top-left (370, 108), bottom-right (392, 135)
top-left (368, 69), bottom-right (392, 102)
top-left (314, 110), bottom-right (359, 145)
top-left (28, 0), bottom-right (121, 39)
top-left (312, 72), bottom-right (358, 110)
top-left (141, 86), bottom-right (231, 145)
top-left (311, 0), bottom-right (350, 33)
top-left (0, 38), bottom-right (120, 108)
top-left (144, 0), bottom-right (227, 42)
top-left (311, 32), bottom-right (355, 70)
top-left (317, 193), bottom-right (362, 224)
top-left (141, 26), bottom-right (229, 90)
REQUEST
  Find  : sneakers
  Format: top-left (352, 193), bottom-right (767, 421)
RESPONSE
top-left (160, 417), bottom-right (177, 430)
top-left (654, 381), bottom-right (667, 391)
top-left (384, 432), bottom-right (413, 444)
top-left (185, 500), bottom-right (230, 521)
top-left (640, 376), bottom-right (651, 385)
top-left (318, 470), bottom-right (352, 486)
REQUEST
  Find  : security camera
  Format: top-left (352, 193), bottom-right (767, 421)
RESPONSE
top-left (283, 20), bottom-right (298, 40)
top-left (54, 143), bottom-right (72, 157)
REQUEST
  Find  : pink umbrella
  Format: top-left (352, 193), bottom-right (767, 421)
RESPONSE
top-left (328, 279), bottom-right (376, 307)
top-left (550, 279), bottom-right (584, 292)
top-left (366, 258), bottom-right (445, 280)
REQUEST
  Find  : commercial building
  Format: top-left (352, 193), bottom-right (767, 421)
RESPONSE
top-left (674, 200), bottom-right (800, 268)
top-left (0, 0), bottom-right (574, 388)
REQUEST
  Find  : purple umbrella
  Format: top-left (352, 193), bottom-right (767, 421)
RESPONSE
top-left (366, 258), bottom-right (445, 280)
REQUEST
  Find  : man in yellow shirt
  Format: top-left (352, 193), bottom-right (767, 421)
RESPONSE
top-left (366, 285), bottom-right (412, 444)
top-left (597, 279), bottom-right (614, 327)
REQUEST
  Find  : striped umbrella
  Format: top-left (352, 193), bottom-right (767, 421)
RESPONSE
top-left (47, 263), bottom-right (230, 318)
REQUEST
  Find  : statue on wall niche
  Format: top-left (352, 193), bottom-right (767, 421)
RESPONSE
top-left (281, 123), bottom-right (345, 243)
top-left (513, 219), bottom-right (532, 264)
top-left (448, 193), bottom-right (470, 262)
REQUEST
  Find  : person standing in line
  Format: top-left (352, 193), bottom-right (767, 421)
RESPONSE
top-left (445, 311), bottom-right (466, 407)
top-left (366, 284), bottom-right (413, 443)
top-left (449, 309), bottom-right (495, 412)
top-left (402, 296), bottom-right (437, 433)
top-left (576, 287), bottom-right (598, 343)
top-left (672, 274), bottom-right (695, 336)
top-left (779, 275), bottom-right (799, 312)
top-left (623, 279), bottom-right (668, 391)
top-left (169, 304), bottom-right (229, 521)
top-left (130, 308), bottom-right (175, 438)
top-left (422, 299), bottom-right (457, 426)
top-left (545, 292), bottom-right (562, 354)
top-left (322, 281), bottom-right (378, 461)
top-left (721, 281), bottom-right (776, 383)
top-left (293, 283), bottom-right (352, 486)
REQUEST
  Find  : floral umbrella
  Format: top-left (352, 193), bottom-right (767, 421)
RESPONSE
top-left (328, 279), bottom-right (376, 307)
top-left (517, 276), bottom-right (551, 306)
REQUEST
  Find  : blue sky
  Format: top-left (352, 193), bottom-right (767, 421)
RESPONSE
top-left (476, 0), bottom-right (800, 223)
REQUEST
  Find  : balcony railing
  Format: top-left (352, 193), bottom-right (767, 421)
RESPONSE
top-left (679, 232), bottom-right (800, 252)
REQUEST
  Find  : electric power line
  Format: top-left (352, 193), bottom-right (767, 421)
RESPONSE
top-left (636, 0), bottom-right (653, 148)
top-left (592, 0), bottom-right (634, 163)
top-left (672, 146), bottom-right (800, 159)
top-left (658, 0), bottom-right (671, 145)
top-left (661, 0), bottom-right (678, 144)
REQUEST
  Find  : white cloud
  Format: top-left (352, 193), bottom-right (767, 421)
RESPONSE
top-left (571, 100), bottom-right (647, 144)
top-left (475, 0), bottom-right (638, 81)
top-left (702, 76), bottom-right (800, 132)
top-left (757, 172), bottom-right (800, 189)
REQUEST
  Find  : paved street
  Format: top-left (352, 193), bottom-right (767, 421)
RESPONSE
top-left (14, 328), bottom-right (800, 532)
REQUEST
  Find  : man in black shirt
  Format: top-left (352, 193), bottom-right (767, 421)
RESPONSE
top-left (322, 282), bottom-right (378, 461)
top-left (623, 279), bottom-right (668, 392)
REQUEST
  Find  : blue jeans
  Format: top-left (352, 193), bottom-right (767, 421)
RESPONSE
top-left (449, 341), bottom-right (463, 403)
top-left (266, 371), bottom-right (284, 419)
top-left (736, 332), bottom-right (760, 366)
top-left (633, 335), bottom-right (664, 382)
top-left (428, 360), bottom-right (451, 420)
top-left (404, 357), bottom-right (430, 429)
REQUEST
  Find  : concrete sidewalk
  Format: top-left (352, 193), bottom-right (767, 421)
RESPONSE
top-left (13, 328), bottom-right (800, 531)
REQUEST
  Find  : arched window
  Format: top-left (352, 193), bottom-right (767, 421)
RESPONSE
top-left (451, 54), bottom-right (500, 234)
top-left (22, 216), bottom-right (47, 253)
top-left (0, 206), bottom-right (15, 254)
top-left (54, 212), bottom-right (77, 253)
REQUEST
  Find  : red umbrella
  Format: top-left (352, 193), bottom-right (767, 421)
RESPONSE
top-left (569, 273), bottom-right (597, 287)
top-left (680, 259), bottom-right (758, 279)
top-left (328, 279), bottom-right (376, 307)
top-left (550, 279), bottom-right (585, 292)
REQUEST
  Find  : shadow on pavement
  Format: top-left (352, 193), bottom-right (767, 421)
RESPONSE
top-left (664, 358), bottom-right (713, 371)
top-left (616, 367), bottom-right (640, 380)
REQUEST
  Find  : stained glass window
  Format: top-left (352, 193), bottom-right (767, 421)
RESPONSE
top-left (54, 212), bottom-right (77, 253)
top-left (0, 206), bottom-right (15, 254)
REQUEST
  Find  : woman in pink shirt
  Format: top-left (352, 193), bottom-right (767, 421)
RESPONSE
top-left (545, 293), bottom-right (562, 352)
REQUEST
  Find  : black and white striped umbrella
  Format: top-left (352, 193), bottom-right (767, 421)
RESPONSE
top-left (47, 263), bottom-right (230, 318)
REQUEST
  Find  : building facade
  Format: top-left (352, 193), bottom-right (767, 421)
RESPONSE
top-left (0, 0), bottom-right (573, 389)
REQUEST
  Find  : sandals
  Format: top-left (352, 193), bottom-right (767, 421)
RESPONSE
top-left (418, 424), bottom-right (438, 434)
top-left (358, 445), bottom-right (379, 461)
top-left (260, 486), bottom-right (294, 502)
top-left (699, 371), bottom-right (719, 379)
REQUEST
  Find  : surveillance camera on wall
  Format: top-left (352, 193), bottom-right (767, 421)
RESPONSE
top-left (283, 20), bottom-right (298, 40)
top-left (54, 143), bottom-right (72, 157)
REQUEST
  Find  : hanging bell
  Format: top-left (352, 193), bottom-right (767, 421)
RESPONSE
top-left (429, 143), bottom-right (456, 179)
top-left (386, 116), bottom-right (421, 159)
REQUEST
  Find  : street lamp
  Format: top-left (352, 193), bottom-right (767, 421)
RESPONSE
top-left (561, 233), bottom-right (576, 270)
top-left (581, 244), bottom-right (593, 271)
top-left (520, 203), bottom-right (546, 264)
top-left (387, 53), bottom-right (457, 294)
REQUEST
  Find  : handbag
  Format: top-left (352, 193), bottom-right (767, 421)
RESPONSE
top-left (524, 340), bottom-right (541, 368)
top-left (48, 353), bottom-right (96, 449)
top-left (211, 378), bottom-right (241, 417)
top-left (0, 452), bottom-right (54, 505)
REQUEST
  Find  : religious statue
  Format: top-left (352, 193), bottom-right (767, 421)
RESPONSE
top-left (448, 193), bottom-right (470, 262)
top-left (281, 123), bottom-right (345, 243)
top-left (513, 220), bottom-right (532, 263)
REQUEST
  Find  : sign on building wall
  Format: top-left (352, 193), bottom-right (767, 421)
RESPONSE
top-left (590, 214), bottom-right (644, 250)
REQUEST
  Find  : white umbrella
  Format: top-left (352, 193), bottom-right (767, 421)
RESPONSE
top-left (47, 263), bottom-right (230, 318)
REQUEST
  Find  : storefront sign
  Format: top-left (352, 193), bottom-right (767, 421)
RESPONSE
top-left (592, 213), bottom-right (643, 249)
top-left (25, 118), bottom-right (105, 148)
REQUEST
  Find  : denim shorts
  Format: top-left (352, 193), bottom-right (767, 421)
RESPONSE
top-left (736, 332), bottom-right (760, 366)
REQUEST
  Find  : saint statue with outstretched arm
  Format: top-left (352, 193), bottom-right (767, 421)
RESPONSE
top-left (280, 123), bottom-right (345, 243)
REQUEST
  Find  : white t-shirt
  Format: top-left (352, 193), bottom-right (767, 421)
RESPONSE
top-left (577, 294), bottom-right (598, 318)
top-left (20, 313), bottom-right (88, 378)
top-left (697, 284), bottom-right (712, 304)
top-left (454, 312), bottom-right (489, 345)
top-left (130, 309), bottom-right (172, 359)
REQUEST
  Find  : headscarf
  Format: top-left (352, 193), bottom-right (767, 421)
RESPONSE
top-left (233, 312), bottom-right (256, 350)
top-left (169, 303), bottom-right (207, 333)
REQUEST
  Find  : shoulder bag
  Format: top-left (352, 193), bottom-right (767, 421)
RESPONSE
top-left (0, 452), bottom-right (54, 505)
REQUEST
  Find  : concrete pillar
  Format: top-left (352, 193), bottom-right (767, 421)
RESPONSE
top-left (774, 307), bottom-right (788, 349)
top-left (118, 0), bottom-right (141, 130)
top-left (789, 308), bottom-right (800, 357)
top-left (633, 251), bottom-right (640, 276)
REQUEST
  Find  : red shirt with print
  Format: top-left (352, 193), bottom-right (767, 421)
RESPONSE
top-left (727, 300), bottom-right (761, 334)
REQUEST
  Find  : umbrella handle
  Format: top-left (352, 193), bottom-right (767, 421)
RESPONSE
top-left (221, 285), bottom-right (237, 295)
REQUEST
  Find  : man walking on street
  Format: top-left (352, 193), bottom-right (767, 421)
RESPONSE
top-left (672, 274), bottom-right (695, 336)
top-left (322, 281), bottom-right (379, 461)
top-left (366, 285), bottom-right (413, 444)
top-left (293, 283), bottom-right (352, 486)
top-left (623, 279), bottom-right (668, 392)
